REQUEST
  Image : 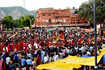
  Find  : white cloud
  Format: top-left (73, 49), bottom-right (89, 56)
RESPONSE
top-left (0, 0), bottom-right (89, 10)
top-left (0, 0), bottom-right (24, 7)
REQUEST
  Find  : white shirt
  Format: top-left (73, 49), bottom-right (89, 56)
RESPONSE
top-left (44, 56), bottom-right (49, 63)
top-left (6, 57), bottom-right (11, 64)
top-left (53, 55), bottom-right (58, 61)
top-left (28, 44), bottom-right (32, 49)
top-left (34, 42), bottom-right (38, 49)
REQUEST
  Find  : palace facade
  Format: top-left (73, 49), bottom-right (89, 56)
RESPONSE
top-left (34, 8), bottom-right (89, 27)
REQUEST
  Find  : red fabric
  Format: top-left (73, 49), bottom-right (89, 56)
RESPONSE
top-left (69, 32), bottom-right (72, 35)
top-left (52, 32), bottom-right (56, 39)
top-left (59, 32), bottom-right (64, 40)
top-left (80, 40), bottom-right (82, 44)
top-left (71, 41), bottom-right (75, 46)
top-left (36, 55), bottom-right (41, 66)
top-left (2, 43), bottom-right (7, 53)
top-left (81, 34), bottom-right (85, 38)
top-left (18, 42), bottom-right (21, 51)
top-left (23, 42), bottom-right (28, 52)
top-left (12, 43), bottom-right (15, 51)
top-left (14, 41), bottom-right (18, 51)
top-left (55, 42), bottom-right (64, 47)
top-left (18, 41), bottom-right (23, 51)
top-left (0, 42), bottom-right (6, 53)
top-left (35, 40), bottom-right (38, 44)
top-left (2, 61), bottom-right (6, 70)
top-left (55, 43), bottom-right (60, 47)
top-left (4, 46), bottom-right (7, 53)
top-left (31, 41), bottom-right (34, 47)
top-left (40, 41), bottom-right (44, 48)
top-left (21, 41), bottom-right (24, 47)
top-left (37, 43), bottom-right (42, 48)
top-left (0, 42), bottom-right (3, 52)
top-left (77, 40), bottom-right (80, 45)
top-left (47, 41), bottom-right (51, 47)
top-left (8, 43), bottom-right (11, 52)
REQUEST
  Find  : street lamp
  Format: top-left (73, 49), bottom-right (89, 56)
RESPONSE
top-left (93, 0), bottom-right (97, 69)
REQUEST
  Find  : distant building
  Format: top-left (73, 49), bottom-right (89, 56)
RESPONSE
top-left (34, 8), bottom-right (89, 27)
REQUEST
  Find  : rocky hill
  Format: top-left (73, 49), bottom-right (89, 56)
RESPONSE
top-left (0, 6), bottom-right (36, 19)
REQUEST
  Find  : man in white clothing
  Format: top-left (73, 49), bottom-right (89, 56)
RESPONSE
top-left (6, 56), bottom-right (11, 65)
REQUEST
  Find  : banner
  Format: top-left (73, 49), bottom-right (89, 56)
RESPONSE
top-left (36, 49), bottom-right (105, 70)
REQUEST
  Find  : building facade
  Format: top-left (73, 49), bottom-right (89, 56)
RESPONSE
top-left (34, 8), bottom-right (89, 27)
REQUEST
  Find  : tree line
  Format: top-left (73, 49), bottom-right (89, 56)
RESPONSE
top-left (78, 0), bottom-right (105, 27)
top-left (1, 15), bottom-right (35, 30)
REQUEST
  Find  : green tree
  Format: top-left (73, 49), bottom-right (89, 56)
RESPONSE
top-left (19, 16), bottom-right (25, 28)
top-left (18, 15), bottom-right (35, 28)
top-left (2, 16), bottom-right (14, 29)
top-left (2, 15), bottom-right (35, 29)
top-left (13, 19), bottom-right (19, 28)
top-left (78, 0), bottom-right (105, 27)
top-left (28, 16), bottom-right (35, 29)
top-left (24, 16), bottom-right (30, 27)
top-left (29, 15), bottom-right (35, 25)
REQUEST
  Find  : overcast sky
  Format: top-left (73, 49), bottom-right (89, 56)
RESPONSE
top-left (0, 0), bottom-right (88, 11)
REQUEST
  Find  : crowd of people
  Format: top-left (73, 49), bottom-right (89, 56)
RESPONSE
top-left (0, 27), bottom-right (105, 70)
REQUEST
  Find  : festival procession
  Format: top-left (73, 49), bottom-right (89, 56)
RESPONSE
top-left (0, 0), bottom-right (105, 70)
top-left (0, 26), bottom-right (105, 70)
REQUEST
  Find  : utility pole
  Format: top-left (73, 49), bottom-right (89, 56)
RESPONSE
top-left (93, 0), bottom-right (97, 69)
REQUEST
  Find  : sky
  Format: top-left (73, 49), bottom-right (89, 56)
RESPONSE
top-left (0, 0), bottom-right (89, 11)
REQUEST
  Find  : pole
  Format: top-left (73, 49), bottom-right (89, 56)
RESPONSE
top-left (93, 0), bottom-right (97, 69)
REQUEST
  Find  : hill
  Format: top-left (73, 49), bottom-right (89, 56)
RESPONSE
top-left (0, 6), bottom-right (35, 19)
